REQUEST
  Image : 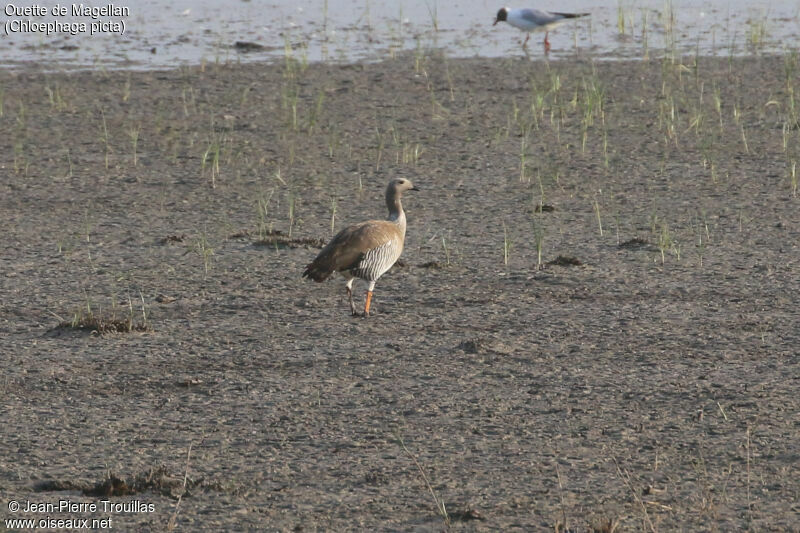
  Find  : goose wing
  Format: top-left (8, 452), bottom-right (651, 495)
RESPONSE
top-left (303, 221), bottom-right (400, 281)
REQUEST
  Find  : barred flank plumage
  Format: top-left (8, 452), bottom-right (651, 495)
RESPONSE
top-left (352, 239), bottom-right (402, 281)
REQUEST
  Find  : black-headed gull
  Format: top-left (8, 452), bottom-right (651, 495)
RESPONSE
top-left (493, 7), bottom-right (589, 53)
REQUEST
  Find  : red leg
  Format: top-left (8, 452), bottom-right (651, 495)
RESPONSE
top-left (544, 31), bottom-right (551, 54)
top-left (523, 33), bottom-right (530, 48)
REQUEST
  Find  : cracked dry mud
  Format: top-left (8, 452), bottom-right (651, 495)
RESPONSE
top-left (1, 53), bottom-right (798, 530)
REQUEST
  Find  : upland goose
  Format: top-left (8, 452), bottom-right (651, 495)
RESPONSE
top-left (493, 7), bottom-right (590, 53)
top-left (303, 178), bottom-right (419, 316)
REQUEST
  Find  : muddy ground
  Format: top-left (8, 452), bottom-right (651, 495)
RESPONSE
top-left (1, 51), bottom-right (799, 531)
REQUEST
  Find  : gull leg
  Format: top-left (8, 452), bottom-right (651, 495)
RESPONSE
top-left (346, 278), bottom-right (357, 316)
top-left (522, 33), bottom-right (530, 48)
top-left (544, 31), bottom-right (551, 54)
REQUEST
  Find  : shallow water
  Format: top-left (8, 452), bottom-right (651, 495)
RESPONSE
top-left (0, 0), bottom-right (798, 70)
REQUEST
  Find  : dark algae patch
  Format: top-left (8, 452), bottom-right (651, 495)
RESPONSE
top-left (253, 229), bottom-right (326, 249)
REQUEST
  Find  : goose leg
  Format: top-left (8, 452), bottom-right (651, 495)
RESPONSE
top-left (363, 281), bottom-right (377, 316)
top-left (364, 292), bottom-right (373, 316)
top-left (346, 278), bottom-right (357, 316)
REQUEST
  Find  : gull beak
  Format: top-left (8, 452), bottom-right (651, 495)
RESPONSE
top-left (493, 18), bottom-right (499, 26)
top-left (411, 186), bottom-right (420, 191)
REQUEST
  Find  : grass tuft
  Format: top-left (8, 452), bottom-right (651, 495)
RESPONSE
top-left (57, 306), bottom-right (150, 335)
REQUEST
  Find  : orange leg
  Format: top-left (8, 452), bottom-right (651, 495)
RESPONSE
top-left (364, 291), bottom-right (374, 316)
